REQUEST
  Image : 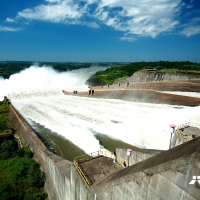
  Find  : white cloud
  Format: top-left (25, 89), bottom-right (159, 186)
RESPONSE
top-left (18, 1), bottom-right (83, 22)
top-left (0, 25), bottom-right (21, 32)
top-left (87, 22), bottom-right (100, 28)
top-left (181, 25), bottom-right (200, 37)
top-left (181, 17), bottom-right (200, 36)
top-left (94, 0), bottom-right (182, 37)
top-left (6, 18), bottom-right (16, 23)
top-left (9, 0), bottom-right (197, 38)
top-left (120, 36), bottom-right (136, 42)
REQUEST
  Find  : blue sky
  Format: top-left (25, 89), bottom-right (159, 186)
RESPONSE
top-left (0, 0), bottom-right (200, 62)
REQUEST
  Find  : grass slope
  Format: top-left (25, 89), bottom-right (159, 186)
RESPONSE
top-left (0, 101), bottom-right (10, 132)
top-left (0, 138), bottom-right (48, 200)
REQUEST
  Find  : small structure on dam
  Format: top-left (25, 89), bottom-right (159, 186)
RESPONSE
top-left (6, 94), bottom-right (200, 200)
top-left (73, 150), bottom-right (121, 187)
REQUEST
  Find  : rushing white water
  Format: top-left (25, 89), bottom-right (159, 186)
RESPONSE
top-left (1, 66), bottom-right (200, 153)
top-left (0, 65), bottom-right (108, 99)
top-left (11, 94), bottom-right (200, 153)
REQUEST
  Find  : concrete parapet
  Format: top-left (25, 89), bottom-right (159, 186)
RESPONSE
top-left (116, 148), bottom-right (163, 167)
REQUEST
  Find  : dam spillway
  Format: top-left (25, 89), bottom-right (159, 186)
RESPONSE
top-left (10, 91), bottom-right (200, 160)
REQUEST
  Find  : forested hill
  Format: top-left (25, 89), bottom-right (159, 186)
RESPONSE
top-left (85, 61), bottom-right (200, 86)
top-left (0, 61), bottom-right (126, 79)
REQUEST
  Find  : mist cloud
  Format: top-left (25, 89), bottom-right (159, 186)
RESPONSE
top-left (0, 65), bottom-right (108, 100)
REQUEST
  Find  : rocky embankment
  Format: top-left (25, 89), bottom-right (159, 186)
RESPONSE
top-left (70, 70), bottom-right (200, 106)
top-left (115, 70), bottom-right (200, 83)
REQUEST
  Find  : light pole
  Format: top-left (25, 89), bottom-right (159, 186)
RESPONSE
top-left (169, 124), bottom-right (176, 149)
top-left (127, 148), bottom-right (132, 167)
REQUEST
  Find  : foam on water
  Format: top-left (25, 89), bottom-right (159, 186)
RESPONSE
top-left (1, 65), bottom-right (200, 153)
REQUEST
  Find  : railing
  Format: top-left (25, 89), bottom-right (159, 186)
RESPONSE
top-left (74, 154), bottom-right (92, 164)
top-left (90, 150), bottom-right (114, 159)
top-left (176, 129), bottom-right (192, 141)
top-left (74, 157), bottom-right (92, 188)
top-left (73, 150), bottom-right (114, 187)
top-left (117, 156), bottom-right (125, 169)
top-left (175, 122), bottom-right (200, 141)
top-left (177, 122), bottom-right (200, 130)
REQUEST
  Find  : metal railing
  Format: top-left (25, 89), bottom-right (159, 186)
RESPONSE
top-left (176, 128), bottom-right (192, 141)
top-left (177, 122), bottom-right (200, 130)
top-left (90, 150), bottom-right (114, 159)
top-left (73, 150), bottom-right (114, 187)
top-left (117, 156), bottom-right (125, 169)
top-left (176, 122), bottom-right (200, 141)
top-left (74, 157), bottom-right (92, 188)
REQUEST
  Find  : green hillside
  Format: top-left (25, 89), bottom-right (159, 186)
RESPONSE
top-left (85, 61), bottom-right (200, 86)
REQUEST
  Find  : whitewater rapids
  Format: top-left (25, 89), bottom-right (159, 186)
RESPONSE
top-left (11, 93), bottom-right (200, 153)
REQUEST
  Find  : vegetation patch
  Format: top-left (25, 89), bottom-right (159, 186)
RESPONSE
top-left (0, 101), bottom-right (10, 132)
top-left (0, 137), bottom-right (48, 200)
top-left (0, 114), bottom-right (11, 132)
top-left (156, 69), bottom-right (179, 73)
top-left (0, 101), bottom-right (9, 113)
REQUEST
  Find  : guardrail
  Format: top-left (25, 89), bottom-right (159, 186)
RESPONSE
top-left (176, 122), bottom-right (200, 141)
top-left (116, 156), bottom-right (125, 169)
top-left (74, 150), bottom-right (114, 187)
top-left (176, 129), bottom-right (193, 141)
top-left (90, 150), bottom-right (114, 159)
top-left (74, 157), bottom-right (92, 188)
top-left (177, 122), bottom-right (200, 130)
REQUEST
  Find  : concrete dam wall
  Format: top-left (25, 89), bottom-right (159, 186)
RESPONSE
top-left (8, 102), bottom-right (200, 200)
